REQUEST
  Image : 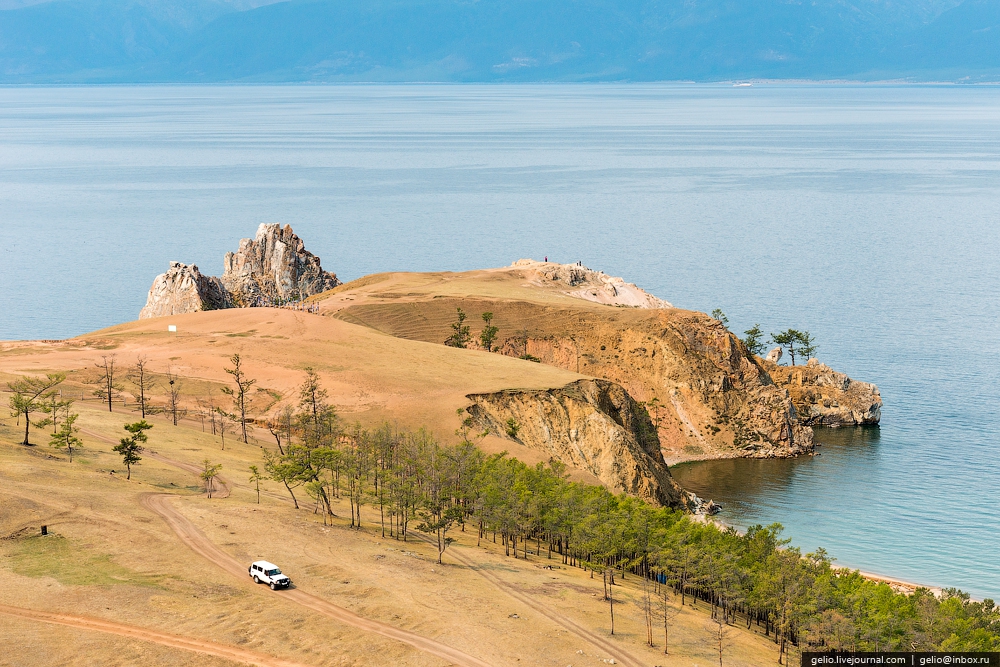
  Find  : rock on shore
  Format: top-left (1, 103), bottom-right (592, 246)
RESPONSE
top-left (139, 224), bottom-right (339, 319)
top-left (765, 358), bottom-right (882, 426)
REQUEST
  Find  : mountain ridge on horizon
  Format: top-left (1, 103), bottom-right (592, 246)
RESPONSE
top-left (1, 0), bottom-right (998, 83)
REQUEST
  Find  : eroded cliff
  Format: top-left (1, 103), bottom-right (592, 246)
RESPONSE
top-left (466, 379), bottom-right (684, 507)
top-left (139, 224), bottom-right (340, 318)
top-left (765, 358), bottom-right (882, 426)
top-left (334, 292), bottom-right (813, 463)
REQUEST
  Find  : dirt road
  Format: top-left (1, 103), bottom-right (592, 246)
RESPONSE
top-left (140, 493), bottom-right (493, 667)
top-left (0, 603), bottom-right (309, 667)
top-left (428, 538), bottom-right (645, 667)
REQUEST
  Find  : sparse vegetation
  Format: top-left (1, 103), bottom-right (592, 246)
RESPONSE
top-left (221, 353), bottom-right (256, 443)
top-left (114, 420), bottom-right (151, 479)
top-left (49, 411), bottom-right (82, 461)
top-left (248, 464), bottom-right (265, 504)
top-left (742, 324), bottom-right (766, 357)
top-left (165, 366), bottom-right (182, 425)
top-left (7, 372), bottom-right (65, 446)
top-left (711, 309), bottom-right (729, 327)
top-left (479, 311), bottom-right (499, 351)
top-left (127, 355), bottom-right (155, 418)
top-left (796, 330), bottom-right (818, 361)
top-left (92, 354), bottom-right (123, 411)
top-left (8, 534), bottom-right (160, 588)
top-left (770, 329), bottom-right (801, 366)
top-left (248, 373), bottom-right (1000, 656)
top-left (200, 459), bottom-right (222, 498)
top-left (445, 307), bottom-right (471, 348)
top-left (770, 329), bottom-right (818, 366)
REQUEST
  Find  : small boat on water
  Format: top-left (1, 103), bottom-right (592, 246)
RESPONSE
top-left (733, 82), bottom-right (753, 87)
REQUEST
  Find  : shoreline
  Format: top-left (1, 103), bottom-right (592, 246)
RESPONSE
top-left (690, 513), bottom-right (952, 599)
top-left (853, 570), bottom-right (945, 598)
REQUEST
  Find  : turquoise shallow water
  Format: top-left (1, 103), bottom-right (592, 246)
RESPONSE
top-left (1, 84), bottom-right (998, 597)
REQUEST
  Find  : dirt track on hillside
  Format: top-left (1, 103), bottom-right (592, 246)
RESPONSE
top-left (0, 603), bottom-right (310, 667)
top-left (140, 493), bottom-right (493, 667)
top-left (427, 538), bottom-right (644, 667)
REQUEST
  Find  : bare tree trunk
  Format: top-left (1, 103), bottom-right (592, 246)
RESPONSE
top-left (609, 572), bottom-right (615, 635)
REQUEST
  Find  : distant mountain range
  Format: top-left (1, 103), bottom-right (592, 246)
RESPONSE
top-left (1, 0), bottom-right (998, 82)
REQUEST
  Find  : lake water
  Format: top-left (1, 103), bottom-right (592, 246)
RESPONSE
top-left (1, 84), bottom-right (998, 597)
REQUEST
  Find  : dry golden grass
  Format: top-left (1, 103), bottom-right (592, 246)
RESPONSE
top-left (0, 394), bottom-right (784, 667)
top-left (0, 296), bottom-right (785, 666)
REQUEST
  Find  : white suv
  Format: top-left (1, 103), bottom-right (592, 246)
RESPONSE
top-left (248, 560), bottom-right (291, 589)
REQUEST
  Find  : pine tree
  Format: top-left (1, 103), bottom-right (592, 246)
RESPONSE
top-left (743, 324), bottom-right (766, 356)
top-left (115, 420), bottom-right (152, 479)
top-left (50, 412), bottom-right (82, 462)
top-left (446, 308), bottom-right (471, 348)
top-left (479, 312), bottom-right (499, 352)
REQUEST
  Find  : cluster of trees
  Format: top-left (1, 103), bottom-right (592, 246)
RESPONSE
top-left (6, 372), bottom-right (69, 447)
top-left (8, 358), bottom-right (998, 656)
top-left (259, 370), bottom-right (999, 659)
top-left (766, 329), bottom-right (818, 366)
top-left (740, 324), bottom-right (817, 365)
top-left (6, 351), bottom-right (263, 466)
top-left (712, 311), bottom-right (817, 365)
top-left (7, 372), bottom-right (87, 461)
top-left (446, 308), bottom-right (499, 351)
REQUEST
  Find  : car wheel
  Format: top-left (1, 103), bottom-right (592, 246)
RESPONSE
top-left (253, 576), bottom-right (260, 584)
top-left (270, 582), bottom-right (276, 590)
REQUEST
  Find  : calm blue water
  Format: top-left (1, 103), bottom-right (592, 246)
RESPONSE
top-left (1, 84), bottom-right (998, 597)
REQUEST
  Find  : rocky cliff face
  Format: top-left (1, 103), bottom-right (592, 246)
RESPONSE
top-left (765, 359), bottom-right (882, 426)
top-left (139, 224), bottom-right (340, 319)
top-left (334, 297), bottom-right (814, 463)
top-left (490, 307), bottom-right (814, 462)
top-left (466, 379), bottom-right (684, 508)
top-left (221, 224), bottom-right (340, 307)
top-left (138, 262), bottom-right (230, 319)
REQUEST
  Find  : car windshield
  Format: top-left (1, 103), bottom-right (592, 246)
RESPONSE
top-left (266, 569), bottom-right (281, 576)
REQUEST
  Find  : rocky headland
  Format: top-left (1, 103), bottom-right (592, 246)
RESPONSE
top-left (133, 229), bottom-right (880, 507)
top-left (764, 356), bottom-right (882, 426)
top-left (139, 223), bottom-right (339, 319)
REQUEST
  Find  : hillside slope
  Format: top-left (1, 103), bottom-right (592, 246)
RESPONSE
top-left (0, 306), bottom-right (683, 505)
top-left (320, 263), bottom-right (813, 464)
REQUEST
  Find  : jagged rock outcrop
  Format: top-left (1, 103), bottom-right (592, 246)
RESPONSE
top-left (765, 347), bottom-right (783, 363)
top-left (512, 259), bottom-right (672, 309)
top-left (138, 262), bottom-right (230, 319)
top-left (221, 224), bottom-right (340, 307)
top-left (765, 358), bottom-right (882, 426)
top-left (139, 224), bottom-right (339, 319)
top-left (466, 379), bottom-right (684, 507)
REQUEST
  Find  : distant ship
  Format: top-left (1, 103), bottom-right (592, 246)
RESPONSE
top-left (733, 82), bottom-right (753, 87)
